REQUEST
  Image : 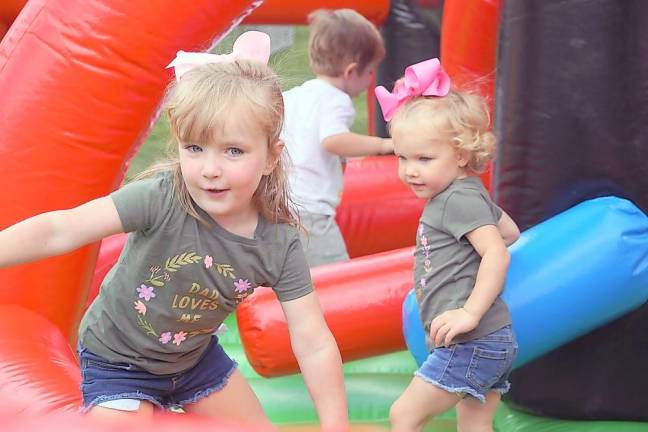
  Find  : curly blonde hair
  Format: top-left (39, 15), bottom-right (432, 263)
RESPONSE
top-left (136, 60), bottom-right (297, 227)
top-left (389, 89), bottom-right (496, 173)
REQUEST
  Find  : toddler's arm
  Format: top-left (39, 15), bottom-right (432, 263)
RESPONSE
top-left (430, 224), bottom-right (510, 347)
top-left (0, 196), bottom-right (124, 268)
top-left (498, 210), bottom-right (520, 246)
top-left (322, 132), bottom-right (393, 157)
top-left (281, 292), bottom-right (348, 431)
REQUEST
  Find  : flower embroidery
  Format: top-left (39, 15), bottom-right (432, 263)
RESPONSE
top-left (137, 284), bottom-right (156, 301)
top-left (234, 279), bottom-right (251, 293)
top-left (133, 300), bottom-right (147, 315)
top-left (418, 224), bottom-right (424, 236)
top-left (204, 255), bottom-right (213, 269)
top-left (173, 331), bottom-right (188, 346)
top-left (420, 278), bottom-right (426, 289)
top-left (421, 235), bottom-right (428, 247)
top-left (159, 332), bottom-right (172, 344)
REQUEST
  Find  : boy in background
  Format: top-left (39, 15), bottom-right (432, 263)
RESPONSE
top-left (282, 9), bottom-right (393, 267)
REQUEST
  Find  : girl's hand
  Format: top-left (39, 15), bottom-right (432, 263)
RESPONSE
top-left (429, 308), bottom-right (479, 347)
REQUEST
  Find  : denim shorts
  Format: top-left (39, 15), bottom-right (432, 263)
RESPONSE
top-left (79, 336), bottom-right (237, 412)
top-left (415, 325), bottom-right (518, 403)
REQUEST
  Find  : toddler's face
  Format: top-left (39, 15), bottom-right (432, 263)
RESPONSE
top-left (392, 125), bottom-right (468, 200)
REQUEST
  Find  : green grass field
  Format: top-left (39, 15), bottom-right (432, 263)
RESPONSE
top-left (125, 26), bottom-right (369, 179)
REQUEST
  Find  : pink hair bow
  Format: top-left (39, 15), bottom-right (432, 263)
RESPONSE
top-left (375, 58), bottom-right (451, 121)
top-left (167, 31), bottom-right (271, 80)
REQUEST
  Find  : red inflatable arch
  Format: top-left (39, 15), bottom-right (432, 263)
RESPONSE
top-left (0, 0), bottom-right (394, 417)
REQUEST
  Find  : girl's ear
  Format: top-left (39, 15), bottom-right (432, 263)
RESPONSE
top-left (456, 149), bottom-right (470, 168)
top-left (263, 140), bottom-right (284, 175)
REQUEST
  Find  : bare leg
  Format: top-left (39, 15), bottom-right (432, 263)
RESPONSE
top-left (85, 400), bottom-right (155, 425)
top-left (390, 376), bottom-right (462, 432)
top-left (183, 369), bottom-right (274, 430)
top-left (455, 391), bottom-right (500, 432)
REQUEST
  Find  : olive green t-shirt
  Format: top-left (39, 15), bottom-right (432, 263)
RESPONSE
top-left (79, 173), bottom-right (312, 375)
top-left (414, 176), bottom-right (511, 349)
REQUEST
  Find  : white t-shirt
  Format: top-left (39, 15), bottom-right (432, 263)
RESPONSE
top-left (281, 78), bottom-right (355, 215)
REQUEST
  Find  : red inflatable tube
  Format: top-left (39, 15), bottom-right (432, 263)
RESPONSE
top-left (441, 0), bottom-right (500, 189)
top-left (1, 0), bottom-right (388, 42)
top-left (246, 0), bottom-right (389, 25)
top-left (0, 0), bottom-right (25, 39)
top-left (337, 156), bottom-right (424, 258)
top-left (0, 0), bottom-right (260, 341)
top-left (0, 404), bottom-right (266, 431)
top-left (0, 305), bottom-right (80, 413)
top-left (237, 247), bottom-right (414, 377)
top-left (86, 233), bottom-right (128, 311)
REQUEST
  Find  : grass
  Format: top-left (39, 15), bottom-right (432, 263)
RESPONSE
top-left (125, 25), bottom-right (369, 179)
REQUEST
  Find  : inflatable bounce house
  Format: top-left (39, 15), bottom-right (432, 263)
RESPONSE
top-left (1, 0), bottom-right (647, 430)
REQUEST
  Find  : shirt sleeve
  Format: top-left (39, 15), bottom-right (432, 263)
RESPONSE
top-left (318, 93), bottom-right (356, 142)
top-left (442, 189), bottom-right (501, 241)
top-left (272, 233), bottom-right (314, 302)
top-left (110, 175), bottom-right (171, 233)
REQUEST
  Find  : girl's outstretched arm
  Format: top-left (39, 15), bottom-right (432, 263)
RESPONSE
top-left (0, 196), bottom-right (124, 268)
top-left (281, 292), bottom-right (348, 431)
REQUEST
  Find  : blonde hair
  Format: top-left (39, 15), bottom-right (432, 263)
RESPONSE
top-left (308, 9), bottom-right (385, 77)
top-left (136, 60), bottom-right (297, 227)
top-left (390, 89), bottom-right (496, 173)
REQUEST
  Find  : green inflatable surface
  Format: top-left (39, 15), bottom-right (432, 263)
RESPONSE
top-left (222, 316), bottom-right (648, 431)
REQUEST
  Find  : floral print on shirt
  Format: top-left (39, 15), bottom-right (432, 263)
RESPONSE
top-left (132, 250), bottom-right (255, 346)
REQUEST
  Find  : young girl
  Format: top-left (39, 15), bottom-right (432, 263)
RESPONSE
top-left (375, 59), bottom-right (520, 432)
top-left (0, 31), bottom-right (347, 430)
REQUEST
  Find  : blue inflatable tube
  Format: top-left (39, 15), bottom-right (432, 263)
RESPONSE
top-left (403, 196), bottom-right (648, 367)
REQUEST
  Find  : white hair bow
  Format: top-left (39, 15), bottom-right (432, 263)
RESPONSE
top-left (167, 31), bottom-right (271, 80)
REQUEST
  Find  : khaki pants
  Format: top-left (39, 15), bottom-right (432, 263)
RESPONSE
top-left (299, 213), bottom-right (349, 268)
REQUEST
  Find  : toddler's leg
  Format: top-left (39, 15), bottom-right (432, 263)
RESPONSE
top-left (183, 369), bottom-right (274, 430)
top-left (390, 376), bottom-right (461, 432)
top-left (455, 391), bottom-right (500, 432)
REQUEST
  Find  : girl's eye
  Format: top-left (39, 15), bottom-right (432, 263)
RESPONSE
top-left (226, 147), bottom-right (244, 157)
top-left (419, 157), bottom-right (433, 162)
top-left (186, 144), bottom-right (202, 153)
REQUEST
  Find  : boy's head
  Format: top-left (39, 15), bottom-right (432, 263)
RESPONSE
top-left (308, 9), bottom-right (385, 95)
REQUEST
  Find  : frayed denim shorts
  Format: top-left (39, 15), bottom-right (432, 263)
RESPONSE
top-left (415, 325), bottom-right (518, 403)
top-left (79, 336), bottom-right (237, 412)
